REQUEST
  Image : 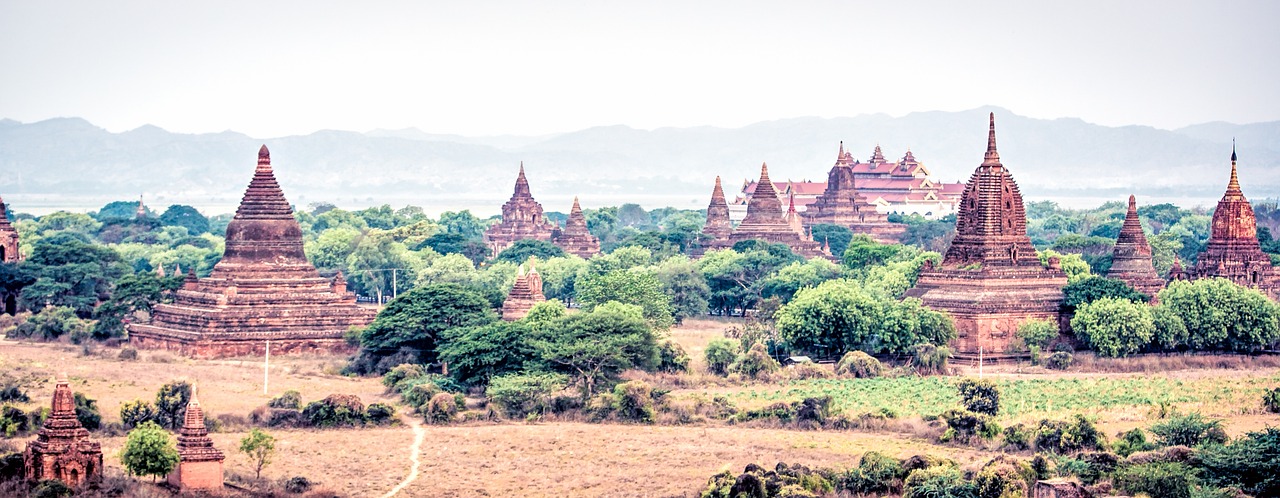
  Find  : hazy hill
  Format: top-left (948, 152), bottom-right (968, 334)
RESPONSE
top-left (1, 107), bottom-right (1276, 215)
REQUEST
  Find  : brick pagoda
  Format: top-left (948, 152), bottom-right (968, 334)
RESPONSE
top-left (1191, 146), bottom-right (1280, 299)
top-left (800, 142), bottom-right (907, 244)
top-left (905, 114), bottom-right (1067, 354)
top-left (129, 146), bottom-right (377, 358)
top-left (24, 376), bottom-right (103, 487)
top-left (501, 261), bottom-right (545, 321)
top-left (484, 163), bottom-right (557, 258)
top-left (168, 387), bottom-right (224, 490)
top-left (1, 194), bottom-right (22, 315)
top-left (702, 176), bottom-right (733, 240)
top-left (724, 163), bottom-right (830, 259)
top-left (554, 197), bottom-right (600, 258)
top-left (1106, 195), bottom-right (1165, 299)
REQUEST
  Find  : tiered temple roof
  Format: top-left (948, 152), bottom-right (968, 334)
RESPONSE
top-left (168, 387), bottom-right (224, 490)
top-left (0, 193), bottom-right (21, 264)
top-left (723, 163), bottom-right (830, 259)
top-left (128, 146), bottom-right (377, 358)
top-left (484, 163), bottom-right (557, 258)
top-left (1190, 147), bottom-right (1280, 299)
top-left (800, 142), bottom-right (908, 244)
top-left (905, 114), bottom-right (1067, 354)
top-left (24, 376), bottom-right (103, 487)
top-left (554, 197), bottom-right (600, 258)
top-left (1106, 195), bottom-right (1165, 299)
top-left (502, 261), bottom-right (546, 321)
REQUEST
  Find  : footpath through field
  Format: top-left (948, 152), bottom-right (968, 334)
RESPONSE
top-left (382, 415), bottom-right (427, 497)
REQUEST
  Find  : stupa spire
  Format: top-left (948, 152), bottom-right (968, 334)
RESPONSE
top-left (837, 141), bottom-right (844, 159)
top-left (702, 176), bottom-right (733, 240)
top-left (1225, 141), bottom-right (1242, 198)
top-left (982, 112), bottom-right (1001, 167)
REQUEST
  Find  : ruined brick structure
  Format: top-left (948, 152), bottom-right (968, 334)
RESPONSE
top-left (128, 146), bottom-right (377, 358)
top-left (905, 114), bottom-right (1067, 354)
top-left (0, 194), bottom-right (22, 315)
top-left (483, 163), bottom-right (557, 257)
top-left (1190, 147), bottom-right (1280, 299)
top-left (1168, 257), bottom-right (1190, 282)
top-left (1106, 195), bottom-right (1165, 299)
top-left (711, 163), bottom-right (831, 259)
top-left (800, 142), bottom-right (907, 244)
top-left (24, 376), bottom-right (103, 487)
top-left (168, 388), bottom-right (224, 490)
top-left (502, 261), bottom-right (545, 321)
top-left (553, 197), bottom-right (600, 258)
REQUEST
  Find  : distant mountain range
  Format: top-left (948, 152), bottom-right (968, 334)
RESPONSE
top-left (1, 106), bottom-right (1276, 216)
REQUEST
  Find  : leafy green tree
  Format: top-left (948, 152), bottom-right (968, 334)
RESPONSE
top-left (759, 258), bottom-right (844, 303)
top-left (415, 253), bottom-right (478, 287)
top-left (655, 255), bottom-right (709, 324)
top-left (305, 227), bottom-right (361, 270)
top-left (311, 208), bottom-right (368, 232)
top-left (536, 256), bottom-right (588, 306)
top-left (95, 200), bottom-right (146, 221)
top-left (158, 205), bottom-right (210, 235)
top-left (121, 421), bottom-right (178, 482)
top-left (1062, 275), bottom-right (1148, 310)
top-left (155, 380), bottom-right (191, 430)
top-left (12, 306), bottom-right (90, 342)
top-left (496, 239), bottom-right (565, 265)
top-left (1038, 249), bottom-right (1092, 282)
top-left (1195, 427), bottom-right (1280, 496)
top-left (20, 232), bottom-right (128, 316)
top-left (776, 279), bottom-right (953, 357)
top-left (359, 283), bottom-right (497, 367)
top-left (91, 271), bottom-right (183, 339)
top-left (119, 399), bottom-right (159, 430)
top-left (485, 373), bottom-right (568, 418)
top-left (32, 211), bottom-right (102, 236)
top-left (438, 210), bottom-right (487, 240)
top-left (586, 245), bottom-right (653, 274)
top-left (417, 232), bottom-right (488, 265)
top-left (74, 392), bottom-right (101, 430)
top-left (437, 321), bottom-right (539, 387)
top-left (894, 213), bottom-right (956, 252)
top-left (704, 338), bottom-right (739, 375)
top-left (523, 299), bottom-right (567, 325)
top-left (1071, 297), bottom-right (1155, 357)
top-left (842, 235), bottom-right (902, 269)
top-left (239, 428), bottom-right (277, 479)
top-left (809, 224), bottom-right (853, 257)
top-left (575, 268), bottom-right (675, 329)
top-left (1157, 278), bottom-right (1280, 352)
top-left (531, 305), bottom-right (659, 399)
top-left (956, 378), bottom-right (1000, 416)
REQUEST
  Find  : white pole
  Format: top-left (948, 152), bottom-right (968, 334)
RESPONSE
top-left (392, 268), bottom-right (398, 301)
top-left (264, 340), bottom-right (270, 395)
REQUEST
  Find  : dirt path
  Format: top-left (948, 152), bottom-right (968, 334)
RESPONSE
top-left (381, 416), bottom-right (426, 498)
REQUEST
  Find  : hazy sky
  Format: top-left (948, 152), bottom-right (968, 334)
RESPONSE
top-left (2, 1), bottom-right (1277, 137)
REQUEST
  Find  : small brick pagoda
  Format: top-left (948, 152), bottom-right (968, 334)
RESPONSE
top-left (0, 194), bottom-right (22, 264)
top-left (502, 261), bottom-right (545, 321)
top-left (800, 142), bottom-right (907, 244)
top-left (484, 163), bottom-right (557, 258)
top-left (129, 146), bottom-right (377, 358)
top-left (1106, 195), bottom-right (1165, 299)
top-left (702, 176), bottom-right (733, 240)
top-left (554, 197), bottom-right (600, 258)
top-left (168, 387), bottom-right (224, 490)
top-left (1191, 146), bottom-right (1280, 299)
top-left (905, 114), bottom-right (1067, 354)
top-left (24, 376), bottom-right (103, 487)
top-left (723, 163), bottom-right (830, 259)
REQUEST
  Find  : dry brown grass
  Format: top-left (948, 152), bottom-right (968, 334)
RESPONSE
top-left (669, 317), bottom-right (740, 372)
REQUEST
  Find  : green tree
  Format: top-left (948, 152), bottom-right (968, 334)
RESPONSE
top-left (158, 205), bottom-right (210, 235)
top-left (359, 283), bottom-right (497, 367)
top-left (809, 224), bottom-right (853, 257)
top-left (776, 279), bottom-right (953, 357)
top-left (1062, 275), bottom-right (1148, 310)
top-left (496, 239), bottom-right (565, 265)
top-left (305, 227), bottom-right (361, 270)
top-left (1157, 278), bottom-right (1280, 352)
top-left (239, 428), bottom-right (277, 479)
top-left (119, 399), bottom-right (159, 430)
top-left (154, 380), bottom-right (191, 430)
top-left (843, 235), bottom-right (902, 269)
top-left (95, 200), bottom-right (146, 221)
top-left (537, 256), bottom-right (588, 306)
top-left (1071, 297), bottom-right (1156, 357)
top-left (74, 392), bottom-right (102, 430)
top-left (120, 421), bottom-right (178, 482)
top-left (759, 258), bottom-right (844, 303)
top-left (438, 210), bottom-right (487, 240)
top-left (957, 378), bottom-right (1000, 416)
top-left (20, 232), bottom-right (128, 316)
top-left (437, 321), bottom-right (539, 387)
top-left (531, 305), bottom-right (659, 399)
top-left (91, 271), bottom-right (183, 339)
top-left (575, 268), bottom-right (675, 329)
top-left (654, 255), bottom-right (710, 324)
top-left (704, 338), bottom-right (739, 375)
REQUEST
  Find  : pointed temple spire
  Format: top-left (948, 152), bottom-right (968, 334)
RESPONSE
top-left (1189, 145), bottom-right (1280, 297)
top-left (0, 191), bottom-right (21, 263)
top-left (24, 374), bottom-right (103, 486)
top-left (169, 383), bottom-right (224, 490)
top-left (701, 176), bottom-right (733, 241)
top-left (1107, 194), bottom-right (1164, 298)
top-left (837, 141), bottom-right (845, 159)
top-left (502, 260), bottom-right (545, 321)
top-left (982, 112), bottom-right (1002, 167)
top-left (554, 196), bottom-right (600, 258)
top-left (484, 163), bottom-right (557, 257)
top-left (513, 161), bottom-right (532, 198)
top-left (722, 163), bottom-right (829, 259)
top-left (1225, 140), bottom-right (1243, 199)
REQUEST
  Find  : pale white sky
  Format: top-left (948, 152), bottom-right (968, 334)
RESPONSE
top-left (2, 0), bottom-right (1277, 137)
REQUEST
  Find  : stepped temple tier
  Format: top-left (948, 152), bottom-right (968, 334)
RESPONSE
top-left (484, 163), bottom-right (557, 257)
top-left (502, 261), bottom-right (546, 321)
top-left (169, 387), bottom-right (225, 490)
top-left (707, 163), bottom-right (831, 260)
top-left (905, 114), bottom-right (1067, 354)
top-left (1106, 195), bottom-right (1165, 299)
top-left (129, 146), bottom-right (377, 358)
top-left (553, 197), bottom-right (600, 258)
top-left (24, 376), bottom-right (103, 487)
top-left (1191, 146), bottom-right (1280, 299)
top-left (800, 141), bottom-right (908, 244)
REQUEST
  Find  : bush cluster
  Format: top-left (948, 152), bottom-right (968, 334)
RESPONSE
top-left (834, 351), bottom-right (883, 378)
top-left (249, 392), bottom-right (395, 429)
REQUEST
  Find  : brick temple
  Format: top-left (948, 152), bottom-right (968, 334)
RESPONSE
top-left (1190, 147), bottom-right (1280, 299)
top-left (128, 146), bottom-right (377, 358)
top-left (554, 197), bottom-right (600, 258)
top-left (714, 163), bottom-right (831, 259)
top-left (24, 376), bottom-right (103, 487)
top-left (168, 387), bottom-right (224, 490)
top-left (1106, 195), bottom-right (1165, 299)
top-left (702, 176), bottom-right (733, 240)
top-left (905, 114), bottom-right (1067, 354)
top-left (800, 142), bottom-right (908, 244)
top-left (0, 194), bottom-right (21, 264)
top-left (483, 163), bottom-right (557, 257)
top-left (502, 261), bottom-right (545, 321)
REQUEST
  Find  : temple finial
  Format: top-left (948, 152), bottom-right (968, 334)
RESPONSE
top-left (982, 112), bottom-right (1002, 166)
top-left (1231, 138), bottom-right (1237, 163)
top-left (1128, 194), bottom-right (1136, 210)
top-left (837, 141), bottom-right (844, 158)
top-left (257, 145), bottom-right (272, 172)
top-left (1226, 143), bottom-right (1242, 194)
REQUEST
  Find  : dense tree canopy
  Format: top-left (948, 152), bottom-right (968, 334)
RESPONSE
top-left (775, 279), bottom-right (955, 358)
top-left (359, 283), bottom-right (498, 367)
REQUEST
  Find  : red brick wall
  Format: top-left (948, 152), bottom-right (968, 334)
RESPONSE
top-left (169, 460), bottom-right (223, 490)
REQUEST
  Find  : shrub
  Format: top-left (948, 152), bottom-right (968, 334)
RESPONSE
top-left (301, 394), bottom-right (366, 428)
top-left (911, 343), bottom-right (951, 375)
top-left (731, 342), bottom-right (780, 379)
top-left (1114, 461), bottom-right (1195, 498)
top-left (0, 406), bottom-right (31, 437)
top-left (844, 451), bottom-right (905, 494)
top-left (117, 347), bottom-right (139, 361)
top-left (956, 378), bottom-right (1000, 416)
top-left (835, 351), bottom-right (883, 378)
top-left (381, 363), bottom-right (427, 390)
top-left (399, 380), bottom-right (442, 409)
top-left (1045, 351), bottom-right (1073, 370)
top-left (975, 456), bottom-right (1035, 498)
top-left (1195, 427), bottom-right (1280, 497)
top-left (0, 383), bottom-right (28, 403)
top-left (1072, 297), bottom-right (1155, 357)
top-left (1035, 414), bottom-right (1104, 453)
top-left (73, 392), bottom-right (101, 431)
top-left (903, 465), bottom-right (976, 498)
top-left (1072, 451), bottom-right (1121, 485)
top-left (1263, 387), bottom-right (1280, 414)
top-left (1114, 428), bottom-right (1158, 457)
top-left (787, 362), bottom-right (832, 380)
top-left (657, 340), bottom-right (690, 373)
top-left (612, 380), bottom-right (655, 423)
top-left (284, 476), bottom-right (313, 494)
top-left (794, 396), bottom-right (832, 427)
top-left (268, 390), bottom-right (302, 410)
top-left (939, 409), bottom-right (998, 444)
top-left (424, 392), bottom-right (457, 424)
top-left (1150, 412), bottom-right (1228, 447)
top-left (704, 338), bottom-right (739, 375)
top-left (1003, 423), bottom-right (1032, 451)
top-left (31, 480), bottom-right (73, 498)
top-left (485, 373), bottom-right (567, 418)
top-left (119, 399), bottom-right (159, 430)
